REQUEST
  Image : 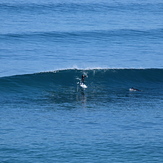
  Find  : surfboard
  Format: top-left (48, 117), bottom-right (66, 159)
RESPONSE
top-left (129, 88), bottom-right (136, 91)
top-left (80, 83), bottom-right (87, 89)
top-left (129, 88), bottom-right (141, 91)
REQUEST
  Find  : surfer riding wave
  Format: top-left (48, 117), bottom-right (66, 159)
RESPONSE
top-left (81, 74), bottom-right (86, 84)
top-left (78, 74), bottom-right (87, 89)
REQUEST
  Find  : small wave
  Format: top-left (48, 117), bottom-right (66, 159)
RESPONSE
top-left (0, 68), bottom-right (162, 93)
top-left (0, 68), bottom-right (162, 105)
top-left (1, 2), bottom-right (162, 14)
top-left (1, 28), bottom-right (162, 42)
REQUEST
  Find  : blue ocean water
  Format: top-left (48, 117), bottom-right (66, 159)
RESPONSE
top-left (0, 0), bottom-right (163, 162)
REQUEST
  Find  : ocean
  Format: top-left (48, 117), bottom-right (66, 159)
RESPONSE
top-left (0, 0), bottom-right (163, 162)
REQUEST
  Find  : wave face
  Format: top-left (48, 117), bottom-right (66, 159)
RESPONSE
top-left (0, 68), bottom-right (163, 105)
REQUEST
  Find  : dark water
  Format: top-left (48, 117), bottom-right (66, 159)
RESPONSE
top-left (0, 0), bottom-right (163, 162)
top-left (1, 69), bottom-right (163, 162)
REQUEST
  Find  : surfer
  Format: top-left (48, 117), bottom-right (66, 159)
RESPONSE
top-left (129, 87), bottom-right (141, 91)
top-left (81, 74), bottom-right (86, 83)
top-left (77, 74), bottom-right (87, 90)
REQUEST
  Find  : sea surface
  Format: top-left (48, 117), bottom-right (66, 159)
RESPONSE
top-left (0, 0), bottom-right (163, 162)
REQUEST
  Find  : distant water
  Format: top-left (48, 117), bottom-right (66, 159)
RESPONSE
top-left (1, 0), bottom-right (163, 163)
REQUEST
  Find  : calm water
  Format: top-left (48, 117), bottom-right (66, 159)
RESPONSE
top-left (0, 0), bottom-right (163, 162)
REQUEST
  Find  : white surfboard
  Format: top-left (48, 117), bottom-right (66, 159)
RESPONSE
top-left (80, 83), bottom-right (87, 89)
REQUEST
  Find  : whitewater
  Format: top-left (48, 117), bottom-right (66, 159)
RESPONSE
top-left (1, 0), bottom-right (163, 163)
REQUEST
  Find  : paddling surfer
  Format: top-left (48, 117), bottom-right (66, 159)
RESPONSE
top-left (129, 87), bottom-right (141, 91)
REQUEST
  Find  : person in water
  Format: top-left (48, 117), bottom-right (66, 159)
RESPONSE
top-left (129, 87), bottom-right (141, 91)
